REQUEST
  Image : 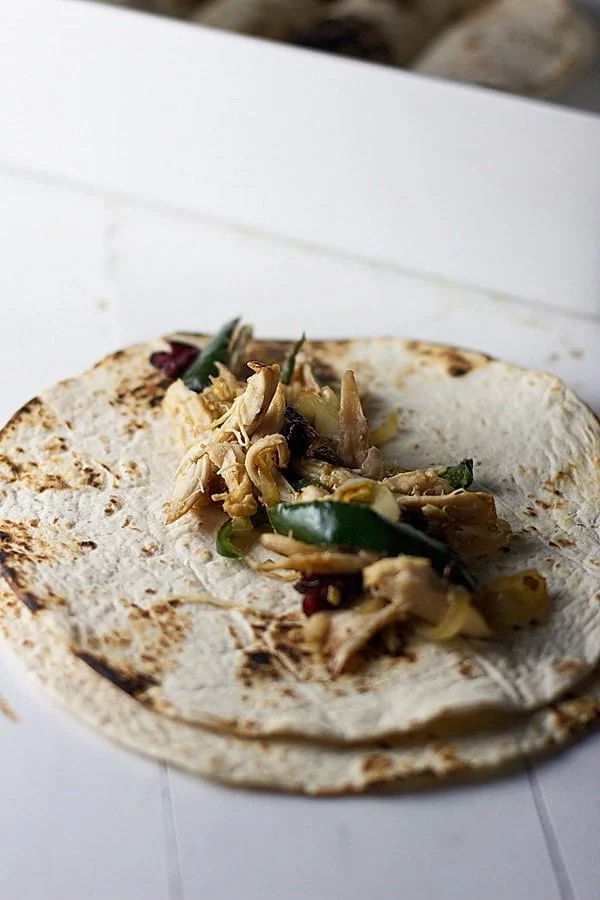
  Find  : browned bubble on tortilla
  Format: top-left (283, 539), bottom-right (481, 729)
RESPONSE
top-left (98, 462), bottom-right (121, 485)
top-left (0, 446), bottom-right (104, 494)
top-left (458, 658), bottom-right (481, 679)
top-left (74, 599), bottom-right (191, 698)
top-left (541, 465), bottom-right (575, 495)
top-left (238, 649), bottom-right (283, 688)
top-left (547, 697), bottom-right (600, 741)
top-left (360, 752), bottom-right (393, 776)
top-left (0, 522), bottom-right (87, 612)
top-left (131, 600), bottom-right (190, 652)
top-left (103, 495), bottom-right (123, 516)
top-left (433, 744), bottom-right (471, 775)
top-left (404, 340), bottom-right (491, 377)
top-left (390, 641), bottom-right (418, 664)
top-left (104, 352), bottom-right (171, 429)
top-left (533, 498), bottom-right (552, 510)
top-left (93, 347), bottom-right (127, 370)
top-left (309, 358), bottom-right (340, 387)
top-left (246, 339), bottom-right (292, 367)
top-left (553, 658), bottom-right (583, 676)
top-left (2, 397), bottom-right (58, 438)
top-left (266, 616), bottom-right (317, 670)
top-left (548, 537), bottom-right (576, 549)
top-left (0, 521), bottom-right (99, 567)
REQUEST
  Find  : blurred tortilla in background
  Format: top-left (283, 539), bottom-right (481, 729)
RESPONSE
top-left (100, 0), bottom-right (598, 98)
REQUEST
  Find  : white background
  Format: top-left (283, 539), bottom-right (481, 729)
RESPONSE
top-left (1, 4), bottom-right (600, 899)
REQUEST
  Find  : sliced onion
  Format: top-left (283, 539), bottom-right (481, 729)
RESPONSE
top-left (333, 478), bottom-right (400, 522)
top-left (415, 591), bottom-right (471, 641)
top-left (294, 389), bottom-right (340, 438)
top-left (368, 410), bottom-right (398, 447)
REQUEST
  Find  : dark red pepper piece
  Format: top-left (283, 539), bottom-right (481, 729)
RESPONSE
top-left (295, 573), bottom-right (363, 616)
top-left (150, 341), bottom-right (199, 380)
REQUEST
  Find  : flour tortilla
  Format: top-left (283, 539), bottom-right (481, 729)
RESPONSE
top-left (1, 583), bottom-right (598, 794)
top-left (412, 0), bottom-right (594, 95)
top-left (1, 336), bottom-right (600, 745)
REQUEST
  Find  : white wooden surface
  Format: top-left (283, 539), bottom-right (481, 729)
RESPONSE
top-left (1, 167), bottom-right (600, 900)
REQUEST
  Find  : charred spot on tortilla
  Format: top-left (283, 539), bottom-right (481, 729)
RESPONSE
top-left (394, 647), bottom-right (418, 664)
top-left (247, 340), bottom-right (292, 366)
top-left (553, 659), bottom-right (583, 676)
top-left (274, 641), bottom-right (304, 666)
top-left (549, 699), bottom-right (600, 737)
top-left (405, 340), bottom-right (490, 377)
top-left (448, 363), bottom-right (470, 377)
top-left (21, 592), bottom-right (43, 613)
top-left (42, 435), bottom-right (69, 453)
top-left (309, 358), bottom-right (339, 387)
top-left (434, 745), bottom-right (470, 775)
top-left (103, 496), bottom-right (123, 516)
top-left (248, 651), bottom-right (271, 666)
top-left (238, 649), bottom-right (282, 686)
top-left (360, 753), bottom-right (393, 776)
top-left (74, 650), bottom-right (158, 698)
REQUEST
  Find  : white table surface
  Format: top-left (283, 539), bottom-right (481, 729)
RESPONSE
top-left (1, 163), bottom-right (600, 900)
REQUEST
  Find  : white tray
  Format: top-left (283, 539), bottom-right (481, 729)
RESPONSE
top-left (1, 0), bottom-right (600, 315)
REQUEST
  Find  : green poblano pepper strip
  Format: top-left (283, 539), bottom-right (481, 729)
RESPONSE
top-left (216, 520), bottom-right (245, 559)
top-left (216, 510), bottom-right (269, 559)
top-left (181, 317), bottom-right (240, 393)
top-left (268, 501), bottom-right (477, 590)
top-left (280, 333), bottom-right (306, 385)
top-left (441, 459), bottom-right (474, 490)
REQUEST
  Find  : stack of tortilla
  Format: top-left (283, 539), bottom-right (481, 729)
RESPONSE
top-left (104, 0), bottom-right (598, 97)
top-left (1, 334), bottom-right (599, 794)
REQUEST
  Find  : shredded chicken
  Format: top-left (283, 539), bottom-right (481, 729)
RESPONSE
top-left (324, 602), bottom-right (403, 674)
top-left (260, 534), bottom-right (320, 556)
top-left (294, 458), bottom-right (355, 490)
top-left (209, 443), bottom-right (258, 519)
top-left (397, 490), bottom-right (497, 525)
top-left (338, 369), bottom-right (369, 468)
top-left (259, 533), bottom-right (378, 574)
top-left (359, 446), bottom-right (386, 480)
top-left (383, 468), bottom-right (453, 496)
top-left (162, 380), bottom-right (216, 449)
top-left (287, 359), bottom-right (321, 395)
top-left (245, 434), bottom-right (290, 508)
top-left (213, 362), bottom-right (281, 446)
top-left (165, 452), bottom-right (215, 523)
top-left (364, 557), bottom-right (491, 639)
top-left (314, 557), bottom-right (492, 677)
top-left (253, 383), bottom-right (286, 439)
top-left (166, 363), bottom-right (280, 523)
